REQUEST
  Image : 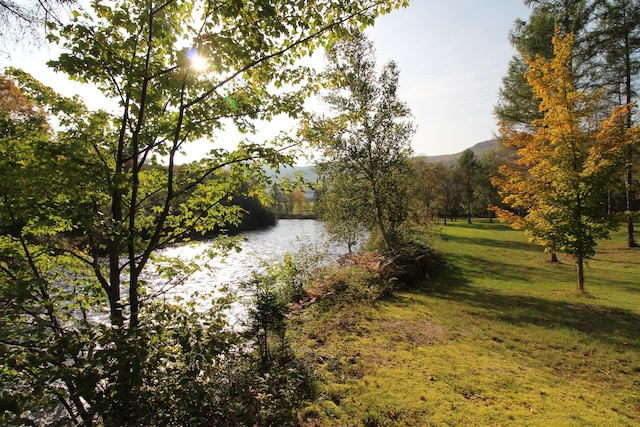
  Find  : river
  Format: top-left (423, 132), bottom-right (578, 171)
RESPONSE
top-left (146, 219), bottom-right (345, 326)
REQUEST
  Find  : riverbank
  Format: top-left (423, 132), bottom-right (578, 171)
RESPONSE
top-left (277, 214), bottom-right (317, 220)
top-left (290, 220), bottom-right (640, 426)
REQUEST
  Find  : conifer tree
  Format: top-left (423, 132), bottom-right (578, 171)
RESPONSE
top-left (591, 0), bottom-right (640, 247)
top-left (457, 149), bottom-right (479, 224)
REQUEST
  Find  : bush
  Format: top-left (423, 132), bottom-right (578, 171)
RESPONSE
top-left (365, 228), bottom-right (442, 286)
top-left (304, 252), bottom-right (396, 308)
top-left (385, 237), bottom-right (442, 286)
top-left (115, 292), bottom-right (317, 427)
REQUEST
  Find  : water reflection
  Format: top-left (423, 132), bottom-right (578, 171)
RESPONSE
top-left (145, 220), bottom-right (341, 326)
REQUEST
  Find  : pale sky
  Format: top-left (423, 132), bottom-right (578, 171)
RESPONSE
top-left (365, 1), bottom-right (530, 156)
top-left (2, 1), bottom-right (530, 159)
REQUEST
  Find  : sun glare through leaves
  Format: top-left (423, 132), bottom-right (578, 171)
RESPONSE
top-left (186, 47), bottom-right (208, 71)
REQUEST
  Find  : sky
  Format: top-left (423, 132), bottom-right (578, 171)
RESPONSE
top-left (365, 1), bottom-right (530, 156)
top-left (2, 0), bottom-right (531, 160)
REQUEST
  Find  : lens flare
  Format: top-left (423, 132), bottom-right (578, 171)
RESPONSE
top-left (186, 48), bottom-right (207, 71)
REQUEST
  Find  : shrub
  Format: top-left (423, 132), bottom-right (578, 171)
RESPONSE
top-left (305, 252), bottom-right (396, 308)
top-left (365, 227), bottom-right (442, 286)
top-left (385, 237), bottom-right (442, 286)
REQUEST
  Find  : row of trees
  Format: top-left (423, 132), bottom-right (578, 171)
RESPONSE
top-left (271, 186), bottom-right (314, 217)
top-left (410, 149), bottom-right (504, 226)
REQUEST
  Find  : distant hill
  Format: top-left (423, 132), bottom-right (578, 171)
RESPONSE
top-left (270, 139), bottom-right (502, 183)
top-left (267, 165), bottom-right (317, 183)
top-left (419, 139), bottom-right (501, 166)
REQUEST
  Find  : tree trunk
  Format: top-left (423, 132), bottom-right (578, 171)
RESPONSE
top-left (576, 255), bottom-right (585, 293)
top-left (466, 189), bottom-right (472, 224)
top-left (443, 201), bottom-right (448, 226)
top-left (108, 193), bottom-right (124, 326)
top-left (549, 252), bottom-right (558, 263)
top-left (626, 167), bottom-right (637, 247)
top-left (623, 32), bottom-right (637, 248)
top-left (376, 216), bottom-right (391, 249)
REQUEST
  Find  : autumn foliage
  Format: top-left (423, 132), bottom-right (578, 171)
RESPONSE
top-left (493, 31), bottom-right (640, 291)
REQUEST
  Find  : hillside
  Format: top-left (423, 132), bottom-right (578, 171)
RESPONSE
top-left (270, 139), bottom-right (503, 183)
top-left (418, 138), bottom-right (501, 166)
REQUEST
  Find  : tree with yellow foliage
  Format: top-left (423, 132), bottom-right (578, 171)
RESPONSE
top-left (494, 31), bottom-right (640, 292)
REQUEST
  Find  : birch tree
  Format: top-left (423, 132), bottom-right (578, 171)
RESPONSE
top-left (312, 30), bottom-right (414, 249)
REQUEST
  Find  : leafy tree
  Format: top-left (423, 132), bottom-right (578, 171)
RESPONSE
top-left (315, 168), bottom-right (368, 252)
top-left (497, 0), bottom-right (640, 247)
top-left (292, 188), bottom-right (307, 215)
top-left (311, 30), bottom-right (415, 249)
top-left (440, 166), bottom-right (464, 225)
top-left (0, 77), bottom-right (51, 224)
top-left (494, 32), bottom-right (640, 292)
top-left (456, 149), bottom-right (480, 223)
top-left (283, 192), bottom-right (295, 216)
top-left (408, 159), bottom-right (439, 224)
top-left (0, 74), bottom-right (114, 425)
top-left (475, 152), bottom-right (504, 223)
top-left (0, 0), bottom-right (407, 423)
top-left (494, 0), bottom-right (626, 259)
top-left (409, 159), bottom-right (462, 226)
top-left (280, 188), bottom-right (308, 216)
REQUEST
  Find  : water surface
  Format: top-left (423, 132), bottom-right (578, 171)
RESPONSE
top-left (146, 219), bottom-right (341, 325)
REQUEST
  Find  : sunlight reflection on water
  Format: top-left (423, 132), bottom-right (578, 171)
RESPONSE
top-left (144, 219), bottom-right (346, 326)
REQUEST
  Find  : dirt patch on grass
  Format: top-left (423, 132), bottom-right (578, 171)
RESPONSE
top-left (373, 319), bottom-right (446, 346)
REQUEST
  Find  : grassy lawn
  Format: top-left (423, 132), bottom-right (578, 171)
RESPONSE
top-left (291, 220), bottom-right (640, 426)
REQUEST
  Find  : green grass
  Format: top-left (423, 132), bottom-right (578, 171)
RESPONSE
top-left (290, 220), bottom-right (640, 426)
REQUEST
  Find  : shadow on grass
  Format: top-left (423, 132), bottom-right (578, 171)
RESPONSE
top-left (409, 266), bottom-right (640, 351)
top-left (398, 221), bottom-right (640, 350)
top-left (441, 220), bottom-right (512, 230)
top-left (442, 233), bottom-right (543, 254)
top-left (441, 251), bottom-right (576, 285)
top-left (591, 252), bottom-right (640, 267)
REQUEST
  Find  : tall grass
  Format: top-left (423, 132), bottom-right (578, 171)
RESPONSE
top-left (291, 220), bottom-right (640, 426)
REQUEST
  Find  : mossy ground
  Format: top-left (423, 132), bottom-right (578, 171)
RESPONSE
top-left (289, 220), bottom-right (640, 426)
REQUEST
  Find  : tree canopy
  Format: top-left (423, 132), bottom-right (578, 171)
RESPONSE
top-left (0, 0), bottom-right (409, 423)
top-left (311, 30), bottom-right (414, 250)
top-left (493, 31), bottom-right (640, 292)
